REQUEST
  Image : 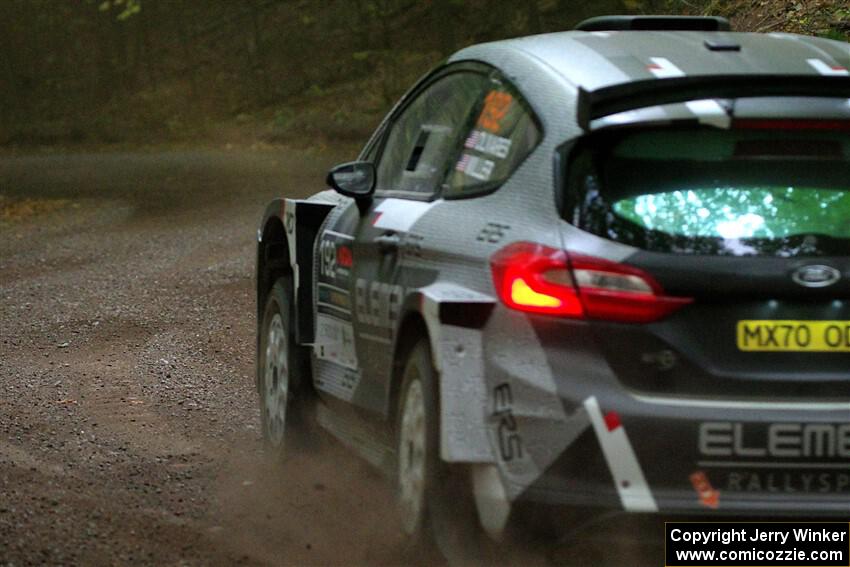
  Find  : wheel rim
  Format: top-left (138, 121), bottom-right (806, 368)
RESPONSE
top-left (398, 377), bottom-right (426, 536)
top-left (264, 312), bottom-right (289, 447)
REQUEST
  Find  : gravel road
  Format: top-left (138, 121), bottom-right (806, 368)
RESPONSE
top-left (0, 149), bottom-right (661, 566)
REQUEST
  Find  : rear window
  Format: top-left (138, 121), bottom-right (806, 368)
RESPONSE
top-left (566, 127), bottom-right (850, 256)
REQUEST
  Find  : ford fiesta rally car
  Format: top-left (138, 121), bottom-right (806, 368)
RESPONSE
top-left (255, 15), bottom-right (850, 549)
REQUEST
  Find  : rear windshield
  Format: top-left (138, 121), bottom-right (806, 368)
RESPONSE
top-left (566, 127), bottom-right (850, 257)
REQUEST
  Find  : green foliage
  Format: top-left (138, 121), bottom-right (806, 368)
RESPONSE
top-left (273, 108), bottom-right (296, 129)
top-left (819, 28), bottom-right (850, 41)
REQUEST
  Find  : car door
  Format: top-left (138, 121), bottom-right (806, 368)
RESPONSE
top-left (313, 67), bottom-right (491, 415)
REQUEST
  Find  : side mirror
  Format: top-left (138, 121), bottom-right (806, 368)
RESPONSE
top-left (326, 161), bottom-right (376, 199)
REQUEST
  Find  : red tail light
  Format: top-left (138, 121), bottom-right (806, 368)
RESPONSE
top-left (490, 242), bottom-right (693, 323)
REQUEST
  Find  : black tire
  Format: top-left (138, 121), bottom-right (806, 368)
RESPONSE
top-left (257, 278), bottom-right (315, 458)
top-left (395, 339), bottom-right (496, 564)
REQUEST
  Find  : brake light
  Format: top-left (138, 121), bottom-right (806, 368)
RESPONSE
top-left (490, 242), bottom-right (693, 323)
top-left (489, 242), bottom-right (583, 316)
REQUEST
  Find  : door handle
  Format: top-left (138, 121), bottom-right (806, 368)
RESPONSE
top-left (374, 233), bottom-right (400, 253)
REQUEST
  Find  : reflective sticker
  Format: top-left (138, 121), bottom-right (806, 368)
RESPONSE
top-left (584, 396), bottom-right (658, 512)
top-left (455, 153), bottom-right (495, 181)
top-left (807, 58), bottom-right (849, 76)
top-left (372, 198), bottom-right (437, 232)
top-left (477, 90), bottom-right (514, 133)
top-left (465, 129), bottom-right (513, 159)
top-left (646, 57), bottom-right (685, 79)
top-left (690, 471), bottom-right (720, 509)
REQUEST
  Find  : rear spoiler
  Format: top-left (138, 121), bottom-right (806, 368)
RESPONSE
top-left (577, 75), bottom-right (850, 130)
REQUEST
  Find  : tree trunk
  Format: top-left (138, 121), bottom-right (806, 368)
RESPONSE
top-left (527, 1), bottom-right (543, 34)
top-left (248, 0), bottom-right (271, 103)
top-left (175, 0), bottom-right (197, 99)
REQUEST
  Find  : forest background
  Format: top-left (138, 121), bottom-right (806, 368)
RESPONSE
top-left (2, 0), bottom-right (848, 149)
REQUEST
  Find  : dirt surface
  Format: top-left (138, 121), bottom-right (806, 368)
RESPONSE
top-left (0, 149), bottom-right (661, 566)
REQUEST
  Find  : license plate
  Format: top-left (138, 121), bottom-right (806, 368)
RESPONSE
top-left (737, 320), bottom-right (850, 352)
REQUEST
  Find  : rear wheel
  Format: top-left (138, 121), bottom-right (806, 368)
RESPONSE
top-left (396, 339), bottom-right (496, 563)
top-left (396, 342), bottom-right (434, 539)
top-left (258, 278), bottom-right (314, 457)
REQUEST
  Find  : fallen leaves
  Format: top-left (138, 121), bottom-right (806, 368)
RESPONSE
top-left (0, 195), bottom-right (71, 222)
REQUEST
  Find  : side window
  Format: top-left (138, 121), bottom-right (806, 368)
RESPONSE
top-left (375, 72), bottom-right (488, 198)
top-left (444, 80), bottom-right (541, 198)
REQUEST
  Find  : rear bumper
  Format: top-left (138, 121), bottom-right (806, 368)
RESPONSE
top-left (487, 314), bottom-right (850, 517)
top-left (518, 394), bottom-right (850, 516)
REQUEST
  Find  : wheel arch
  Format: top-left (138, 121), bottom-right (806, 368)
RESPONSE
top-left (390, 284), bottom-right (498, 465)
top-left (391, 286), bottom-right (512, 541)
top-left (256, 205), bottom-right (290, 324)
top-left (256, 197), bottom-right (337, 345)
top-left (388, 310), bottom-right (432, 432)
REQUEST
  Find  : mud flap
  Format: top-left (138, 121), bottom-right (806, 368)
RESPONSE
top-left (418, 283), bottom-right (496, 464)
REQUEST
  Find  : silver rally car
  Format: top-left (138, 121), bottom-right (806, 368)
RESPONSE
top-left (255, 14), bottom-right (850, 547)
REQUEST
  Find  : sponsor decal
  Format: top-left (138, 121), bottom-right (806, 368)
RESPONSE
top-left (354, 278), bottom-right (402, 329)
top-left (319, 230), bottom-right (354, 289)
top-left (314, 362), bottom-right (362, 401)
top-left (455, 153), bottom-right (495, 181)
top-left (646, 56), bottom-right (685, 79)
top-left (690, 471), bottom-right (720, 509)
top-left (477, 90), bottom-right (514, 133)
top-left (697, 421), bottom-right (850, 495)
top-left (807, 58), bottom-right (849, 76)
top-left (315, 315), bottom-right (358, 370)
top-left (476, 222), bottom-right (510, 244)
top-left (317, 285), bottom-right (350, 312)
top-left (464, 129), bottom-right (512, 159)
top-left (336, 244), bottom-right (353, 269)
top-left (493, 383), bottom-right (523, 462)
top-left (724, 471), bottom-right (850, 494)
top-left (699, 422), bottom-right (850, 459)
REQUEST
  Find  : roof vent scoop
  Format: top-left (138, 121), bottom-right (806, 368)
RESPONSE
top-left (576, 15), bottom-right (731, 32)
